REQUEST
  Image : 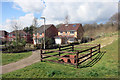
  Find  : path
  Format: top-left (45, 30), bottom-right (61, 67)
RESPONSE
top-left (2, 50), bottom-right (40, 74)
top-left (101, 38), bottom-right (117, 48)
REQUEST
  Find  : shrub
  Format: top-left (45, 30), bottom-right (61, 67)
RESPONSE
top-left (3, 39), bottom-right (27, 53)
top-left (81, 37), bottom-right (94, 43)
top-left (70, 42), bottom-right (79, 45)
top-left (39, 37), bottom-right (56, 49)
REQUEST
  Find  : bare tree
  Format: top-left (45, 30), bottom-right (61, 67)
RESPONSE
top-left (32, 17), bottom-right (38, 45)
top-left (109, 12), bottom-right (119, 25)
top-left (32, 17), bottom-right (38, 27)
top-left (11, 19), bottom-right (22, 42)
top-left (64, 15), bottom-right (69, 25)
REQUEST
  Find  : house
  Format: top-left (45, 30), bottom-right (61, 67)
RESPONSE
top-left (55, 23), bottom-right (84, 44)
top-left (7, 30), bottom-right (31, 42)
top-left (33, 24), bottom-right (58, 45)
top-left (0, 30), bottom-right (8, 43)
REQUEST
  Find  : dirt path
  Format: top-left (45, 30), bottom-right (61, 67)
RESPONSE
top-left (2, 50), bottom-right (40, 74)
top-left (101, 38), bottom-right (117, 48)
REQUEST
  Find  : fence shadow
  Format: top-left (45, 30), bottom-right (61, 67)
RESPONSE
top-left (79, 51), bottom-right (106, 68)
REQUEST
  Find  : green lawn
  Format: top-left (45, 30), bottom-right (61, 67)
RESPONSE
top-left (2, 38), bottom-right (118, 78)
top-left (2, 51), bottom-right (32, 65)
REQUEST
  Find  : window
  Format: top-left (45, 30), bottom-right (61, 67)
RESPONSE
top-left (9, 34), bottom-right (12, 37)
top-left (35, 38), bottom-right (37, 42)
top-left (65, 31), bottom-right (67, 35)
top-left (13, 34), bottom-right (15, 36)
top-left (60, 31), bottom-right (63, 35)
top-left (40, 33), bottom-right (42, 36)
top-left (35, 33), bottom-right (37, 36)
top-left (38, 38), bottom-right (42, 43)
top-left (70, 30), bottom-right (75, 34)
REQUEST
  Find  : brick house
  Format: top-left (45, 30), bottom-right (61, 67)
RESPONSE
top-left (0, 30), bottom-right (8, 43)
top-left (55, 23), bottom-right (84, 44)
top-left (7, 30), bottom-right (31, 42)
top-left (33, 24), bottom-right (58, 45)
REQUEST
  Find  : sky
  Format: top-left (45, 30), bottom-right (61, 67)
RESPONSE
top-left (0, 0), bottom-right (119, 32)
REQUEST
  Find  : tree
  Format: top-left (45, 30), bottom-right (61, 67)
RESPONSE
top-left (109, 12), bottom-right (119, 25)
top-left (32, 17), bottom-right (38, 27)
top-left (32, 17), bottom-right (38, 33)
top-left (11, 19), bottom-right (22, 43)
top-left (23, 27), bottom-right (29, 33)
top-left (23, 17), bottom-right (38, 42)
top-left (56, 23), bottom-right (63, 28)
top-left (64, 15), bottom-right (69, 24)
top-left (32, 17), bottom-right (38, 44)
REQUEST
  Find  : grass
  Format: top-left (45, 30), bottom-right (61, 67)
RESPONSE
top-left (2, 35), bottom-right (118, 78)
top-left (2, 51), bottom-right (32, 65)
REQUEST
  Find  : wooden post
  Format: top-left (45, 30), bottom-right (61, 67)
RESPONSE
top-left (76, 52), bottom-right (79, 68)
top-left (40, 49), bottom-right (43, 62)
top-left (90, 48), bottom-right (92, 60)
top-left (59, 46), bottom-right (61, 56)
top-left (99, 44), bottom-right (101, 53)
top-left (72, 44), bottom-right (74, 51)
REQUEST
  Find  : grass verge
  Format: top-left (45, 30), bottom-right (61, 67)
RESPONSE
top-left (2, 51), bottom-right (32, 65)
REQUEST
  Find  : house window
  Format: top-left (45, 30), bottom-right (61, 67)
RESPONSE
top-left (40, 33), bottom-right (42, 36)
top-left (70, 30), bottom-right (75, 34)
top-left (35, 33), bottom-right (37, 36)
top-left (60, 31), bottom-right (63, 35)
top-left (65, 31), bottom-right (67, 35)
top-left (35, 38), bottom-right (37, 42)
top-left (9, 34), bottom-right (12, 37)
top-left (38, 38), bottom-right (42, 43)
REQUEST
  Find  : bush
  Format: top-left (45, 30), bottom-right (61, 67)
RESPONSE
top-left (38, 37), bottom-right (56, 49)
top-left (2, 39), bottom-right (27, 53)
top-left (70, 42), bottom-right (79, 45)
top-left (81, 37), bottom-right (94, 43)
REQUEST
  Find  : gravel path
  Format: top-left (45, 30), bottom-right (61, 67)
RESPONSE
top-left (2, 50), bottom-right (40, 74)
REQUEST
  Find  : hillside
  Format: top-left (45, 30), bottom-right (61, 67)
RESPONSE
top-left (2, 32), bottom-right (118, 78)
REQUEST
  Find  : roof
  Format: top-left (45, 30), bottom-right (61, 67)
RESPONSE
top-left (9, 30), bottom-right (27, 35)
top-left (0, 30), bottom-right (7, 32)
top-left (58, 23), bottom-right (82, 31)
top-left (0, 30), bottom-right (8, 36)
top-left (36, 24), bottom-right (54, 33)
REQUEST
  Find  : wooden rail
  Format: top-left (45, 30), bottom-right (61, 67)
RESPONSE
top-left (42, 50), bottom-right (77, 54)
top-left (42, 59), bottom-right (76, 65)
top-left (79, 44), bottom-right (99, 46)
top-left (40, 44), bottom-right (101, 68)
top-left (41, 54), bottom-right (75, 59)
top-left (78, 50), bottom-right (99, 65)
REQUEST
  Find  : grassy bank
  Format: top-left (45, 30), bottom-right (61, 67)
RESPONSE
top-left (2, 37), bottom-right (118, 78)
top-left (2, 51), bottom-right (32, 65)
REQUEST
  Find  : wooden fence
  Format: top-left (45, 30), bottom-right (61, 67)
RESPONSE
top-left (40, 44), bottom-right (101, 68)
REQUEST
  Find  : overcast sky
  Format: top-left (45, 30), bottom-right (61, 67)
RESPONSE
top-left (0, 0), bottom-right (119, 32)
